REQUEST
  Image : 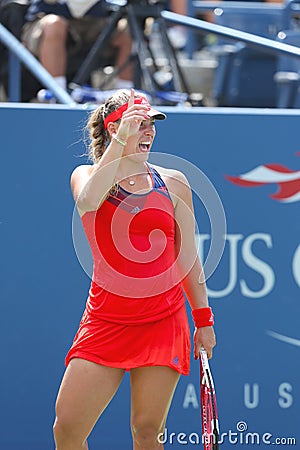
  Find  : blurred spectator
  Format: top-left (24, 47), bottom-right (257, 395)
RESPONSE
top-left (169, 0), bottom-right (186, 14)
top-left (21, 0), bottom-right (133, 98)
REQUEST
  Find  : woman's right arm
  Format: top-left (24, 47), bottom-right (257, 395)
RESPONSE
top-left (70, 138), bottom-right (126, 216)
top-left (71, 89), bottom-right (149, 215)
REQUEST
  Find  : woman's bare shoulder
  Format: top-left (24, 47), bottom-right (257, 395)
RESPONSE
top-left (71, 164), bottom-right (94, 180)
top-left (70, 164), bottom-right (94, 199)
top-left (151, 164), bottom-right (190, 191)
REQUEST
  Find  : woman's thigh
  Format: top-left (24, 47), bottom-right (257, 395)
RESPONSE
top-left (130, 366), bottom-right (180, 431)
top-left (55, 358), bottom-right (125, 440)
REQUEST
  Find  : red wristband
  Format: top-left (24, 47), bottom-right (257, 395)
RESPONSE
top-left (192, 307), bottom-right (214, 328)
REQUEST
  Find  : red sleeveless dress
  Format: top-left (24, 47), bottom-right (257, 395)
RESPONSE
top-left (65, 164), bottom-right (190, 375)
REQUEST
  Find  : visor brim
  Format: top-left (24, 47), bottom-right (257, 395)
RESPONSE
top-left (148, 108), bottom-right (166, 120)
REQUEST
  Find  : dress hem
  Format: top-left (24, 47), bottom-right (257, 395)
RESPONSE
top-left (66, 351), bottom-right (190, 376)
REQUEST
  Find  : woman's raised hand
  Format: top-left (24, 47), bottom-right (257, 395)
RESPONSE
top-left (117, 89), bottom-right (151, 140)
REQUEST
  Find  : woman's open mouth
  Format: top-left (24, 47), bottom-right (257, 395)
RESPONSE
top-left (139, 141), bottom-right (151, 152)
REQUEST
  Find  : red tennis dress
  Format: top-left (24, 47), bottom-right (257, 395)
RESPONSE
top-left (65, 164), bottom-right (190, 375)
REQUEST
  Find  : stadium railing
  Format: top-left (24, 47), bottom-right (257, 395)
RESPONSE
top-left (0, 22), bottom-right (74, 104)
top-left (190, 0), bottom-right (300, 107)
top-left (192, 2), bottom-right (287, 107)
top-left (275, 28), bottom-right (300, 107)
top-left (162, 3), bottom-right (300, 108)
top-left (2, 0), bottom-right (300, 105)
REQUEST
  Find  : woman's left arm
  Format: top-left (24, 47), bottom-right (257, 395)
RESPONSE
top-left (172, 171), bottom-right (216, 359)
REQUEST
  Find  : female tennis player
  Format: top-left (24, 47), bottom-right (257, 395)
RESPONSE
top-left (53, 89), bottom-right (216, 450)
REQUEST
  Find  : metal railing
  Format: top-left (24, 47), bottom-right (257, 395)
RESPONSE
top-left (161, 10), bottom-right (300, 60)
top-left (0, 23), bottom-right (74, 104)
top-left (2, 0), bottom-right (300, 104)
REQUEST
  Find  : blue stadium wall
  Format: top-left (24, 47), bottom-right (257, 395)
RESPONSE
top-left (0, 103), bottom-right (299, 449)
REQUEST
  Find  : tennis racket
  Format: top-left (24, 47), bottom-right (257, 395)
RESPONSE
top-left (199, 347), bottom-right (220, 450)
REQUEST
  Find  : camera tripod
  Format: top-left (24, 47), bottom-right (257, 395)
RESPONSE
top-left (71, 0), bottom-right (194, 104)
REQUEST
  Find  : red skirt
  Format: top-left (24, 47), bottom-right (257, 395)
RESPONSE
top-left (65, 304), bottom-right (191, 375)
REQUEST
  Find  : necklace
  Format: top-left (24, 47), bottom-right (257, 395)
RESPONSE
top-left (121, 166), bottom-right (149, 186)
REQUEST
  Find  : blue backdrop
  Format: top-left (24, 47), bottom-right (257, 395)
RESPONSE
top-left (0, 103), bottom-right (299, 449)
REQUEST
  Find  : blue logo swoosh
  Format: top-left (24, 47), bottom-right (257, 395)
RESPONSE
top-left (266, 330), bottom-right (300, 347)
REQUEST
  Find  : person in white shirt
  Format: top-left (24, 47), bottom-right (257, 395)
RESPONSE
top-left (22, 0), bottom-right (133, 97)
